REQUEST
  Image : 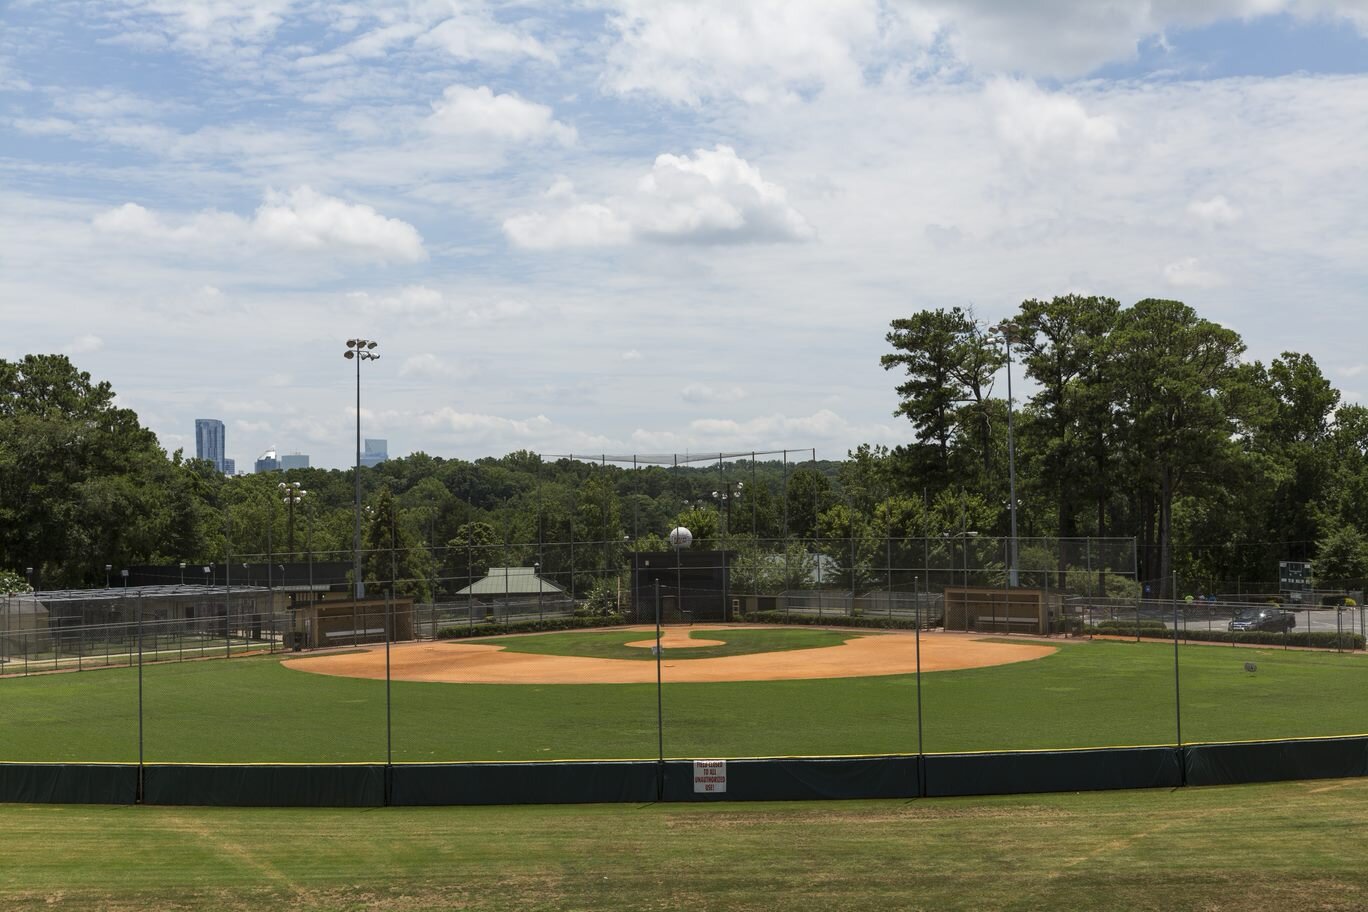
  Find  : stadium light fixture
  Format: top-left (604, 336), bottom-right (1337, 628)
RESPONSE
top-left (344, 338), bottom-right (380, 599)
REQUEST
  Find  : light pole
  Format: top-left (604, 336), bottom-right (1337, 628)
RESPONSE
top-left (989, 321), bottom-right (1021, 588)
top-left (344, 338), bottom-right (380, 599)
top-left (279, 481), bottom-right (306, 558)
top-left (944, 529), bottom-right (979, 590)
top-left (710, 481), bottom-right (743, 538)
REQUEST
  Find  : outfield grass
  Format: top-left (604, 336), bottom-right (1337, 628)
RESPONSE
top-left (482, 626), bottom-right (856, 660)
top-left (4, 779), bottom-right (1368, 911)
top-left (4, 637), bottom-right (1368, 762)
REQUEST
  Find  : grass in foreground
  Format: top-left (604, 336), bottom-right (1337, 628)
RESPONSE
top-left (481, 626), bottom-right (856, 660)
top-left (4, 778), bottom-right (1368, 911)
top-left (5, 637), bottom-right (1368, 762)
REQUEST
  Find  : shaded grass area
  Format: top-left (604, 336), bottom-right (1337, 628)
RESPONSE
top-left (5, 639), bottom-right (1368, 762)
top-left (5, 779), bottom-right (1368, 911)
top-left (482, 626), bottom-right (857, 661)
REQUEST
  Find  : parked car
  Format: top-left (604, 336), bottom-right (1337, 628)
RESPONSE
top-left (1228, 609), bottom-right (1295, 633)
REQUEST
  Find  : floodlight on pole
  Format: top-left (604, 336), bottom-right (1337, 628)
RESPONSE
top-left (344, 338), bottom-right (380, 599)
top-left (989, 320), bottom-right (1022, 588)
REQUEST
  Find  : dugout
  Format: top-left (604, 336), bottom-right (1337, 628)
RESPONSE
top-left (292, 595), bottom-right (414, 649)
top-left (943, 587), bottom-right (1053, 634)
top-left (629, 549), bottom-right (734, 622)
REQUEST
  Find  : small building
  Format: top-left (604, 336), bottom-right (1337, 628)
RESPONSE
top-left (290, 594), bottom-right (414, 649)
top-left (942, 587), bottom-right (1055, 635)
top-left (452, 567), bottom-right (569, 621)
top-left (1, 595), bottom-right (51, 659)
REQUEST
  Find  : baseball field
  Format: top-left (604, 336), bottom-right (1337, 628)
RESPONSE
top-left (4, 625), bottom-right (1368, 762)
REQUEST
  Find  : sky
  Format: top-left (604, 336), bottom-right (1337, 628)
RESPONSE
top-left (3, 1), bottom-right (1368, 471)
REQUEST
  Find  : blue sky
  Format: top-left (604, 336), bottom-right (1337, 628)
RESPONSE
top-left (3, 1), bottom-right (1368, 469)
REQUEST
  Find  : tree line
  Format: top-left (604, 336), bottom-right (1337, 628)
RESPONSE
top-left (3, 296), bottom-right (1366, 600)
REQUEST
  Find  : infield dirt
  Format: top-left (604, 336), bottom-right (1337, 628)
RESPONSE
top-left (282, 627), bottom-right (1056, 685)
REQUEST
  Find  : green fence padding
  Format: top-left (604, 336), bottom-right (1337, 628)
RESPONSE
top-left (662, 757), bottom-right (921, 802)
top-left (391, 761), bottom-right (659, 805)
top-left (0, 763), bottom-right (138, 805)
top-left (925, 747), bottom-right (1182, 797)
top-left (143, 765), bottom-right (386, 807)
top-left (1186, 737), bottom-right (1368, 787)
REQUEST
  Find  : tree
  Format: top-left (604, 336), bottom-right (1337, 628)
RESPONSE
top-left (882, 307), bottom-right (1003, 486)
top-left (362, 488), bottom-right (431, 601)
top-left (1106, 299), bottom-right (1245, 597)
top-left (1011, 295), bottom-right (1120, 541)
top-left (1314, 524), bottom-right (1368, 588)
top-left (447, 521), bottom-right (500, 589)
top-left (0, 354), bottom-right (174, 586)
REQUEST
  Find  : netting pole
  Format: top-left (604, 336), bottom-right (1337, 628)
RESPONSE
top-left (654, 579), bottom-right (664, 802)
top-left (914, 575), bottom-right (925, 797)
top-left (1173, 594), bottom-right (1185, 786)
top-left (385, 591), bottom-right (393, 804)
top-left (136, 592), bottom-right (145, 803)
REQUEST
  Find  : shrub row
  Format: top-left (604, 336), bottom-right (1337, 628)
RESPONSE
top-left (436, 614), bottom-right (628, 640)
top-left (1088, 625), bottom-right (1365, 650)
top-left (1095, 619), bottom-right (1168, 630)
top-left (743, 611), bottom-right (941, 631)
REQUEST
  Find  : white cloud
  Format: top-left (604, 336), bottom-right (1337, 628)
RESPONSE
top-left (682, 383), bottom-right (747, 404)
top-left (599, 1), bottom-right (1368, 97)
top-left (417, 11), bottom-right (557, 64)
top-left (253, 186), bottom-right (425, 261)
top-left (92, 187), bottom-right (425, 263)
top-left (987, 79), bottom-right (1121, 167)
top-left (105, 0), bottom-right (296, 53)
top-left (1163, 256), bottom-right (1227, 288)
top-left (602, 0), bottom-right (920, 105)
top-left (400, 353), bottom-right (461, 381)
top-left (350, 287), bottom-right (537, 326)
top-left (503, 204), bottom-right (633, 249)
top-left (64, 334), bottom-right (104, 355)
top-left (504, 145), bottom-right (812, 249)
top-left (621, 349), bottom-right (643, 361)
top-left (1188, 195), bottom-right (1242, 226)
top-left (12, 118), bottom-right (79, 137)
top-left (425, 85), bottom-right (575, 144)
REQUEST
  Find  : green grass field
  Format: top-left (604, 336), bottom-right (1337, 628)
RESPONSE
top-left (5, 779), bottom-right (1368, 911)
top-left (5, 633), bottom-right (1368, 762)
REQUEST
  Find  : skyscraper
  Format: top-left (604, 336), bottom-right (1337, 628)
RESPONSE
top-left (195, 419), bottom-right (226, 473)
top-left (361, 438), bottom-right (388, 468)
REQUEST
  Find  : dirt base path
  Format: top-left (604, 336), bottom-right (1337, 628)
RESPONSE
top-left (282, 627), bottom-right (1056, 684)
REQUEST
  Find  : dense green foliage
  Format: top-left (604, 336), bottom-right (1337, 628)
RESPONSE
top-left (4, 291), bottom-right (1364, 599)
top-left (882, 295), bottom-right (1368, 597)
top-left (1088, 625), bottom-right (1365, 649)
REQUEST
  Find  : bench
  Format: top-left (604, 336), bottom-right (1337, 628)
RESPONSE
top-left (323, 627), bottom-right (387, 641)
top-left (972, 616), bottom-right (1039, 632)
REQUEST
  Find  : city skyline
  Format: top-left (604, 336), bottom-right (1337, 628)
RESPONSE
top-left (4, 5), bottom-right (1368, 470)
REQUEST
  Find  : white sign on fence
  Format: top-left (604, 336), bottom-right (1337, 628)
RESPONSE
top-left (693, 759), bottom-right (727, 794)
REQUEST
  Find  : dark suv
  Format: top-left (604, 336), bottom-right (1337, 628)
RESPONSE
top-left (1228, 609), bottom-right (1296, 633)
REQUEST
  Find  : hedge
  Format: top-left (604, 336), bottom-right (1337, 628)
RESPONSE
top-left (437, 614), bottom-right (628, 639)
top-left (1087, 625), bottom-right (1365, 650)
top-left (1095, 619), bottom-right (1168, 631)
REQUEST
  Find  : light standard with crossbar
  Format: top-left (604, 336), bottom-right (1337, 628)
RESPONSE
top-left (344, 338), bottom-right (380, 598)
top-left (989, 320), bottom-right (1022, 587)
top-left (279, 481), bottom-right (306, 558)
